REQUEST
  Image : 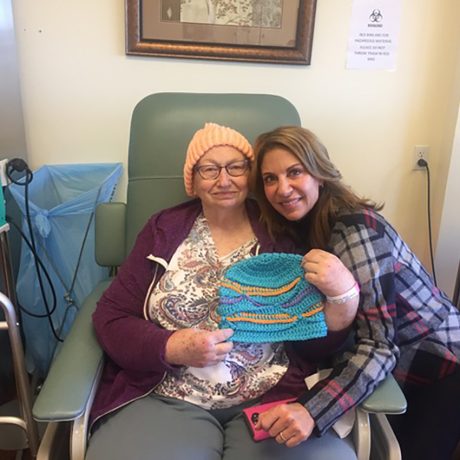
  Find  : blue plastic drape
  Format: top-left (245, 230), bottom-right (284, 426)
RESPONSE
top-left (9, 163), bottom-right (122, 377)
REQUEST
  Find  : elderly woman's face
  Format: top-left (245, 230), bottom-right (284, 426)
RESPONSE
top-left (192, 146), bottom-right (250, 212)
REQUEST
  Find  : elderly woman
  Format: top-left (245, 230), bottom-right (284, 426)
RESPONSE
top-left (86, 123), bottom-right (358, 460)
top-left (253, 125), bottom-right (460, 460)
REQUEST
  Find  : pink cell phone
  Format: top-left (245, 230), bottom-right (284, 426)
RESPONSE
top-left (242, 397), bottom-right (296, 441)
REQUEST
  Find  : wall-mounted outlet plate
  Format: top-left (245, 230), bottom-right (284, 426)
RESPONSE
top-left (413, 145), bottom-right (429, 170)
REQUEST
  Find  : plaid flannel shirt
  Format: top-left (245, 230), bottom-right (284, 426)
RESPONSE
top-left (302, 209), bottom-right (460, 435)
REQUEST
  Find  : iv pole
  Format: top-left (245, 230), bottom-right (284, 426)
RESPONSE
top-left (0, 165), bottom-right (39, 457)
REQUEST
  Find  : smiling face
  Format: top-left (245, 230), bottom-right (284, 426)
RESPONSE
top-left (260, 147), bottom-right (322, 221)
top-left (192, 145), bottom-right (250, 214)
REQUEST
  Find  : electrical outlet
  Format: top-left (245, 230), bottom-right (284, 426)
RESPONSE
top-left (413, 145), bottom-right (429, 170)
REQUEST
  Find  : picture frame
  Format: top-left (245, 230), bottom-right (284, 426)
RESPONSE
top-left (126, 0), bottom-right (317, 65)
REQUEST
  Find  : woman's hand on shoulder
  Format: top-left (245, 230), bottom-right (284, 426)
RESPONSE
top-left (164, 327), bottom-right (234, 367)
top-left (255, 402), bottom-right (315, 447)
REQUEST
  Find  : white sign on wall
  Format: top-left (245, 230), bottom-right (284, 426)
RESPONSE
top-left (346, 0), bottom-right (401, 70)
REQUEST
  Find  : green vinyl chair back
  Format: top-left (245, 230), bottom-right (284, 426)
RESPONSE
top-left (125, 92), bottom-right (301, 253)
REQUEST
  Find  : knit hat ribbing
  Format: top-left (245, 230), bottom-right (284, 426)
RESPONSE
top-left (183, 123), bottom-right (254, 196)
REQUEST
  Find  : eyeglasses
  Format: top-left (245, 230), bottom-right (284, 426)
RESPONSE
top-left (194, 160), bottom-right (250, 180)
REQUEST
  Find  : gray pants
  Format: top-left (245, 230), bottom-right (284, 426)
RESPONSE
top-left (86, 395), bottom-right (357, 460)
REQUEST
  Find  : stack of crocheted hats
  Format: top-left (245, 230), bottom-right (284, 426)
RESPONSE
top-left (218, 253), bottom-right (327, 343)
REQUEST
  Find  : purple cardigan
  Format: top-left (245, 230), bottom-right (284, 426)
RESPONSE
top-left (91, 199), bottom-right (348, 428)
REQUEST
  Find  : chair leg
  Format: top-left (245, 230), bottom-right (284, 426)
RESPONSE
top-left (353, 408), bottom-right (371, 460)
top-left (369, 413), bottom-right (401, 460)
top-left (36, 422), bottom-right (70, 460)
top-left (70, 417), bottom-right (87, 460)
top-left (0, 292), bottom-right (40, 457)
top-left (69, 359), bottom-right (103, 460)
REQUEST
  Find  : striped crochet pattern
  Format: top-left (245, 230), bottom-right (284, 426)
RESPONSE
top-left (218, 253), bottom-right (327, 343)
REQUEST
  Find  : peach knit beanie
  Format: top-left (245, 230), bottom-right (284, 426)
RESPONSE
top-left (183, 122), bottom-right (254, 196)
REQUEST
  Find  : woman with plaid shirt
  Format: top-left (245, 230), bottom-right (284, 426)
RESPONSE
top-left (253, 126), bottom-right (460, 460)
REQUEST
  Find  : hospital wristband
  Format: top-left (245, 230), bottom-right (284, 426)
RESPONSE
top-left (326, 283), bottom-right (360, 304)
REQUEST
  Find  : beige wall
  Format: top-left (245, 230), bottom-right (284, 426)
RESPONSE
top-left (0, 0), bottom-right (27, 160)
top-left (11, 0), bottom-right (460, 287)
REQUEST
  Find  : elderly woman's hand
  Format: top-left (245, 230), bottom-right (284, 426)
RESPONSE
top-left (302, 249), bottom-right (359, 331)
top-left (255, 402), bottom-right (315, 447)
top-left (164, 328), bottom-right (234, 367)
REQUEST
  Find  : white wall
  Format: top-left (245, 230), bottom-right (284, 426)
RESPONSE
top-left (0, 0), bottom-right (27, 160)
top-left (437, 104), bottom-right (460, 298)
top-left (11, 0), bottom-right (460, 281)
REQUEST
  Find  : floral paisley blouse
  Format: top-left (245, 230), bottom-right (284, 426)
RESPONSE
top-left (148, 214), bottom-right (289, 409)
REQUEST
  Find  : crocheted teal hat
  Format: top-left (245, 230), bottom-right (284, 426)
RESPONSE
top-left (218, 253), bottom-right (327, 343)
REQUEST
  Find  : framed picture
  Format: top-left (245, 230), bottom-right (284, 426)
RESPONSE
top-left (126, 0), bottom-right (317, 64)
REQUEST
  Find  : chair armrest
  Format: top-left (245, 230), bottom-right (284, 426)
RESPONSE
top-left (353, 375), bottom-right (406, 460)
top-left (360, 374), bottom-right (407, 415)
top-left (33, 280), bottom-right (111, 422)
top-left (95, 202), bottom-right (126, 267)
